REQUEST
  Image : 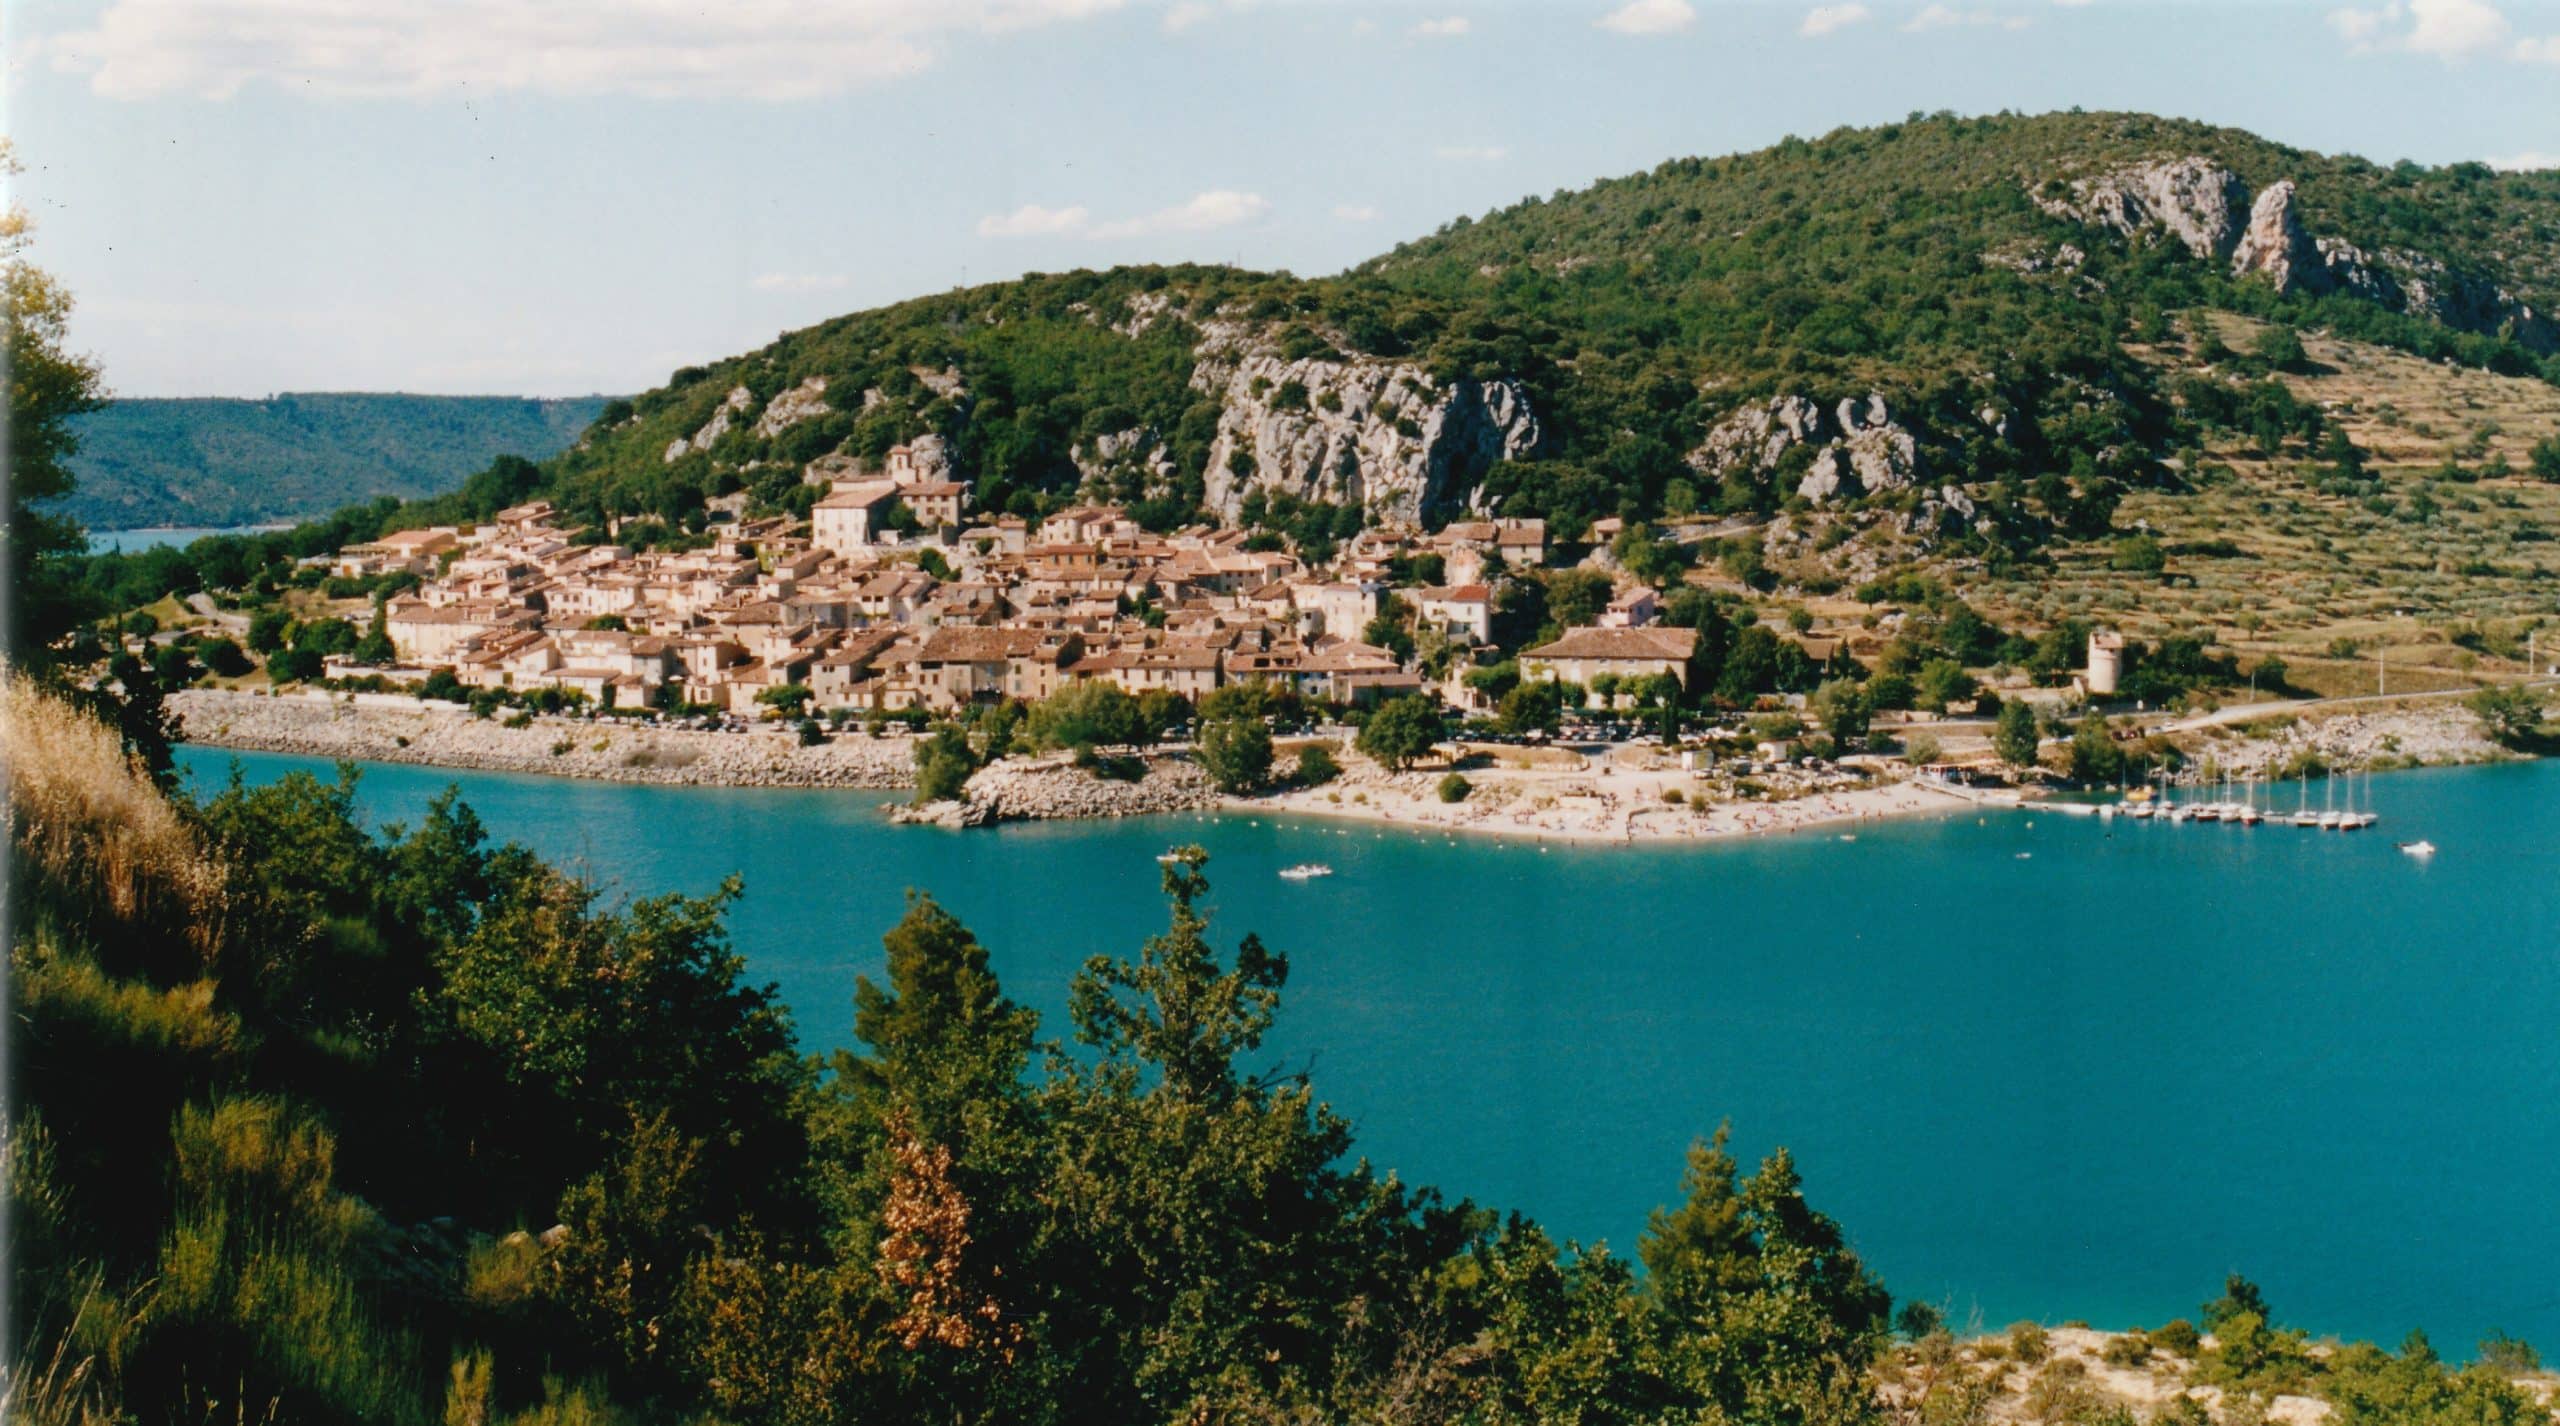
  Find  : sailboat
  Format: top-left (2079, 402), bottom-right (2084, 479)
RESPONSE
top-left (2291, 772), bottom-right (2321, 828)
top-left (2319, 773), bottom-right (2343, 830)
top-left (2238, 771), bottom-right (2263, 826)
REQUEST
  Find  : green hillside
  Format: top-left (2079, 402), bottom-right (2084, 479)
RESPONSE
top-left (64, 111), bottom-right (2560, 635)
top-left (526, 110), bottom-right (2560, 546)
top-left (63, 392), bottom-right (614, 531)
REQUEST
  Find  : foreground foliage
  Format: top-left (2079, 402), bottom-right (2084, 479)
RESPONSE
top-left (7, 683), bottom-right (1906, 1425)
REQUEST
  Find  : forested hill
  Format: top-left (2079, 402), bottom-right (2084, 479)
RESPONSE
top-left (64, 392), bottom-right (614, 531)
top-left (509, 110), bottom-right (2559, 563)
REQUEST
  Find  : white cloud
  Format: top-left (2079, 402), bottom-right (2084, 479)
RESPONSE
top-left (977, 190), bottom-right (1268, 241)
top-left (1902, 5), bottom-right (2031, 31)
top-left (1163, 1), bottom-right (1214, 32)
top-left (2515, 33), bottom-right (2560, 61)
top-left (2328, 0), bottom-right (2515, 58)
top-left (1596, 0), bottom-right (1696, 36)
top-left (2051, 0), bottom-right (2094, 7)
top-left (2486, 150), bottom-right (2559, 170)
top-left (1434, 143), bottom-right (1509, 162)
top-left (750, 272), bottom-right (851, 293)
top-left (40, 0), bottom-right (1126, 101)
top-left (1333, 203), bottom-right (1381, 222)
top-left (1089, 189), bottom-right (1270, 239)
top-left (1411, 16), bottom-right (1471, 37)
top-left (1800, 4), bottom-right (1872, 36)
top-left (976, 203), bottom-right (1093, 238)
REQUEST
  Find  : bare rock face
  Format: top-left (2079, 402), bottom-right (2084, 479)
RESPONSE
top-left (2229, 180), bottom-right (2327, 294)
top-left (1075, 426), bottom-right (1179, 497)
top-left (1197, 350), bottom-right (1542, 524)
top-left (666, 385), bottom-right (754, 464)
top-left (902, 433), bottom-right (955, 483)
top-left (2034, 158), bottom-right (2250, 261)
top-left (753, 377), bottom-right (830, 439)
top-left (1685, 393), bottom-right (1922, 506)
top-left (2046, 166), bottom-right (2557, 355)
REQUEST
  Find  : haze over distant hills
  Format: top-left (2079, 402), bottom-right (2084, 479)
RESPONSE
top-left (63, 392), bottom-right (614, 531)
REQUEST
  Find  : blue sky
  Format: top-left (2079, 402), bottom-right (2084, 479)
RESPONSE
top-left (8, 0), bottom-right (2558, 398)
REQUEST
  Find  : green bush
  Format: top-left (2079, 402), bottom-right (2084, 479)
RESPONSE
top-left (1436, 772), bottom-right (1472, 803)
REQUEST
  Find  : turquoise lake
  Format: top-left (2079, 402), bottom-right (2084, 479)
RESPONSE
top-left (88, 525), bottom-right (290, 554)
top-left (177, 746), bottom-right (2560, 1351)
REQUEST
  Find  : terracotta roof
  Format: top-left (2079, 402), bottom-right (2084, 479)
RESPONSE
top-left (1524, 626), bottom-right (1699, 662)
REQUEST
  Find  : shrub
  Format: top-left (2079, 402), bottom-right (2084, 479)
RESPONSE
top-left (2009, 1321), bottom-right (2051, 1364)
top-left (2101, 1330), bottom-right (2154, 1366)
top-left (2152, 1318), bottom-right (2202, 1356)
top-left (1295, 744), bottom-right (1341, 786)
top-left (1436, 772), bottom-right (1472, 803)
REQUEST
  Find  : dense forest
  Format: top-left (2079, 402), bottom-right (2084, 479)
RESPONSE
top-left (63, 393), bottom-right (611, 531)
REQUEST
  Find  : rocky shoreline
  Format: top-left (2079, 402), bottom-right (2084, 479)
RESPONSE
top-left (892, 752), bottom-right (1220, 827)
top-left (169, 689), bottom-right (916, 789)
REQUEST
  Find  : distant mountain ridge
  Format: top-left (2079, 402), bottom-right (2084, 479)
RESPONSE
top-left (64, 392), bottom-right (615, 530)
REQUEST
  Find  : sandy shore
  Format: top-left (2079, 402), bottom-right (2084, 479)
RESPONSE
top-left (171, 689), bottom-right (2010, 841)
top-left (1245, 753), bottom-right (1998, 845)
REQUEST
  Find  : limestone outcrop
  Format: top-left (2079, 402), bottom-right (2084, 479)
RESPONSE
top-left (1685, 394), bottom-right (1923, 505)
top-left (2041, 162), bottom-right (2557, 353)
top-left (665, 385), bottom-right (754, 463)
top-left (752, 376), bottom-right (830, 439)
top-left (1194, 341), bottom-right (1543, 524)
top-left (2034, 157), bottom-right (2250, 261)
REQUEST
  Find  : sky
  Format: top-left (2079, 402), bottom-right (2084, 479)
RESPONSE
top-left (6, 0), bottom-right (2559, 399)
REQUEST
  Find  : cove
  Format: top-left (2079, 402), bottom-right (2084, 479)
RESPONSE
top-left (176, 745), bottom-right (2560, 1351)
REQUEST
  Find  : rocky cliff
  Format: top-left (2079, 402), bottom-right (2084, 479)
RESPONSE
top-left (2040, 159), bottom-right (2557, 353)
top-left (1684, 394), bottom-right (1926, 505)
top-left (1191, 323), bottom-right (1543, 524)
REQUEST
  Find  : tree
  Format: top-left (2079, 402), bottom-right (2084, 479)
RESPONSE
top-left (1068, 849), bottom-right (1285, 1104)
top-left (2252, 654), bottom-right (2290, 694)
top-left (247, 607), bottom-right (294, 654)
top-left (2111, 533), bottom-right (2168, 574)
top-left (1994, 699), bottom-right (2041, 769)
top-left (1135, 688), bottom-right (1192, 745)
top-left (2253, 324), bottom-right (2310, 373)
top-left (2068, 711), bottom-right (2125, 783)
top-left (1497, 679), bottom-right (1564, 735)
top-left (1031, 679), bottom-right (1142, 752)
top-left (3, 142), bottom-right (109, 666)
top-left (1641, 1125), bottom-right (1893, 1424)
top-left (2467, 683), bottom-right (2546, 748)
top-left (1809, 678), bottom-right (1871, 749)
top-left (2531, 436), bottom-right (2560, 483)
top-left (1914, 658), bottom-right (1977, 710)
top-left (913, 723), bottom-right (981, 804)
top-left (1356, 695), bottom-right (1447, 770)
top-left (1196, 715), bottom-right (1274, 794)
top-left (757, 683), bottom-right (815, 718)
top-left (1542, 568), bottom-right (1614, 630)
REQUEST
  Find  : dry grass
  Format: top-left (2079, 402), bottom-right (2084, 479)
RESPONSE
top-left (1, 675), bottom-right (226, 955)
top-left (1967, 313), bottom-right (2560, 669)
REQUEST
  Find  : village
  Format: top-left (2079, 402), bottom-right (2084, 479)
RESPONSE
top-left (329, 439), bottom-right (1710, 726)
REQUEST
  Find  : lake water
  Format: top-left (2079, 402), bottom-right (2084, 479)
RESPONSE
top-left (175, 745), bottom-right (2560, 1351)
top-left (88, 525), bottom-right (289, 554)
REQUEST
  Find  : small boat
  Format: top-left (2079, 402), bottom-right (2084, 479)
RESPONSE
top-left (1155, 849), bottom-right (1185, 864)
top-left (1277, 863), bottom-right (1334, 881)
top-left (2398, 840), bottom-right (2437, 858)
